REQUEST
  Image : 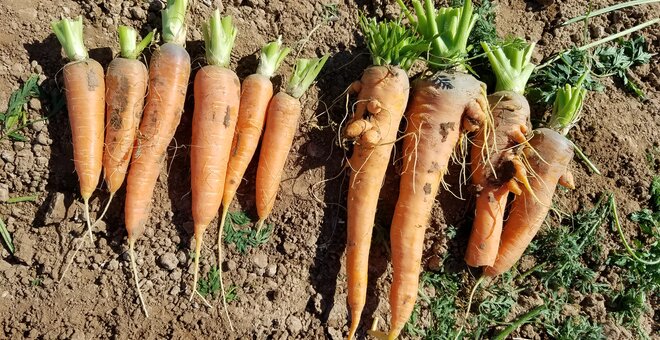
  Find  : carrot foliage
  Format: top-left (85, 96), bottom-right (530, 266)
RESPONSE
top-left (358, 15), bottom-right (427, 71)
top-left (202, 10), bottom-right (237, 68)
top-left (117, 26), bottom-right (154, 60)
top-left (286, 55), bottom-right (329, 99)
top-left (481, 39), bottom-right (535, 94)
top-left (51, 16), bottom-right (88, 62)
top-left (256, 37), bottom-right (290, 78)
top-left (162, 0), bottom-right (189, 45)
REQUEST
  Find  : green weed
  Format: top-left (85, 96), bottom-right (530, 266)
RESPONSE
top-left (197, 266), bottom-right (220, 298)
top-left (223, 211), bottom-right (272, 253)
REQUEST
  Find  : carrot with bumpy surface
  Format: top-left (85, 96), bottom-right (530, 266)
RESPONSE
top-left (254, 55), bottom-right (328, 230)
top-left (371, 1), bottom-right (489, 338)
top-left (98, 26), bottom-right (153, 222)
top-left (344, 16), bottom-right (427, 340)
top-left (465, 40), bottom-right (536, 268)
top-left (123, 0), bottom-right (191, 317)
top-left (51, 16), bottom-right (105, 243)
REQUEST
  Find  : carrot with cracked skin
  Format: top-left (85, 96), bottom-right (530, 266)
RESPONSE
top-left (123, 0), bottom-right (191, 317)
top-left (254, 55), bottom-right (328, 230)
top-left (218, 38), bottom-right (290, 265)
top-left (344, 17), bottom-right (427, 340)
top-left (370, 2), bottom-right (488, 339)
top-left (97, 26), bottom-right (153, 223)
top-left (189, 11), bottom-right (239, 329)
top-left (465, 40), bottom-right (536, 268)
top-left (51, 16), bottom-right (105, 243)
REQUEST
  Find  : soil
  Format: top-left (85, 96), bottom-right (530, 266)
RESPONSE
top-left (0, 0), bottom-right (658, 339)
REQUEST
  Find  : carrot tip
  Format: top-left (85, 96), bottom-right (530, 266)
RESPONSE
top-left (83, 198), bottom-right (94, 244)
top-left (129, 239), bottom-right (149, 317)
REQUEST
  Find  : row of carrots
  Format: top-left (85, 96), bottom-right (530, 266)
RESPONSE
top-left (52, 0), bottom-right (327, 320)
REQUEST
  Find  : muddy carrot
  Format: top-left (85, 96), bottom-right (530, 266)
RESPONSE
top-left (51, 16), bottom-right (105, 243)
top-left (344, 16), bottom-right (426, 340)
top-left (255, 55), bottom-right (328, 230)
top-left (124, 0), bottom-right (191, 316)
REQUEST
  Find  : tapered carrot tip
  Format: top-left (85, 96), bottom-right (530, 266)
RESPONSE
top-left (190, 231), bottom-right (203, 301)
top-left (366, 317), bottom-right (389, 340)
top-left (255, 219), bottom-right (265, 233)
top-left (559, 170), bottom-right (575, 189)
top-left (129, 239), bottom-right (149, 317)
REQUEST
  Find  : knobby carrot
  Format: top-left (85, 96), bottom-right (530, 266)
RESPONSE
top-left (344, 17), bottom-right (426, 340)
top-left (189, 10), bottom-right (239, 328)
top-left (372, 1), bottom-right (489, 339)
top-left (97, 26), bottom-right (154, 222)
top-left (218, 38), bottom-right (290, 266)
top-left (124, 0), bottom-right (191, 316)
top-left (255, 55), bottom-right (328, 230)
top-left (52, 16), bottom-right (105, 243)
top-left (465, 40), bottom-right (536, 267)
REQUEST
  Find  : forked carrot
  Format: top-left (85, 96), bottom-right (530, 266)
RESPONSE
top-left (255, 55), bottom-right (328, 230)
top-left (51, 16), bottom-right (105, 243)
top-left (124, 0), bottom-right (191, 316)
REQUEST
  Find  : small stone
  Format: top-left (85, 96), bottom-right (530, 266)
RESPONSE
top-left (266, 263), bottom-right (277, 277)
top-left (108, 259), bottom-right (119, 271)
top-left (28, 98), bottom-right (41, 111)
top-left (130, 7), bottom-right (146, 20)
top-left (36, 132), bottom-right (49, 145)
top-left (283, 241), bottom-right (296, 255)
top-left (158, 253), bottom-right (179, 271)
top-left (427, 255), bottom-right (442, 271)
top-left (13, 229), bottom-right (35, 265)
top-left (71, 329), bottom-right (85, 340)
top-left (226, 259), bottom-right (237, 271)
top-left (252, 252), bottom-right (268, 269)
top-left (45, 193), bottom-right (66, 224)
top-left (11, 63), bottom-right (24, 76)
top-left (170, 285), bottom-right (180, 295)
top-left (0, 150), bottom-right (15, 163)
top-left (286, 315), bottom-right (303, 334)
top-left (0, 183), bottom-right (8, 202)
top-left (0, 258), bottom-right (11, 271)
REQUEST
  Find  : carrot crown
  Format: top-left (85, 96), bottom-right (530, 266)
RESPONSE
top-left (549, 75), bottom-right (587, 136)
top-left (118, 26), bottom-right (155, 60)
top-left (202, 10), bottom-right (237, 68)
top-left (358, 15), bottom-right (427, 71)
top-left (397, 0), bottom-right (477, 70)
top-left (481, 39), bottom-right (536, 94)
top-left (162, 0), bottom-right (189, 45)
top-left (286, 55), bottom-right (329, 99)
top-left (51, 16), bottom-right (88, 62)
top-left (256, 37), bottom-right (290, 78)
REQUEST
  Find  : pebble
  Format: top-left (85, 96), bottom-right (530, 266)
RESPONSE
top-left (283, 241), bottom-right (296, 255)
top-left (108, 259), bottom-right (119, 271)
top-left (226, 259), bottom-right (237, 271)
top-left (130, 7), bottom-right (146, 20)
top-left (158, 253), bottom-right (179, 271)
top-left (170, 285), bottom-right (180, 295)
top-left (266, 263), bottom-right (277, 277)
top-left (1, 150), bottom-right (15, 163)
top-left (36, 132), bottom-right (49, 145)
top-left (0, 183), bottom-right (8, 202)
top-left (28, 98), bottom-right (41, 111)
top-left (252, 252), bottom-right (268, 269)
top-left (45, 192), bottom-right (66, 224)
top-left (286, 315), bottom-right (303, 334)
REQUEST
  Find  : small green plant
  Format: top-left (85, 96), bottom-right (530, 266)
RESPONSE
top-left (1, 74), bottom-right (41, 141)
top-left (0, 217), bottom-right (13, 254)
top-left (197, 266), bottom-right (220, 298)
top-left (593, 36), bottom-right (654, 100)
top-left (225, 285), bottom-right (239, 303)
top-left (223, 211), bottom-right (272, 253)
top-left (31, 277), bottom-right (43, 286)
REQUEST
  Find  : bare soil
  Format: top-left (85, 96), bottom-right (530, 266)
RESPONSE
top-left (0, 0), bottom-right (658, 339)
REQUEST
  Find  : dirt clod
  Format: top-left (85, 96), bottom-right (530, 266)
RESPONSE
top-left (44, 193), bottom-right (66, 225)
top-left (158, 253), bottom-right (179, 271)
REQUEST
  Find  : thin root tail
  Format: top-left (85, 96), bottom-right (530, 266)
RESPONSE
top-left (190, 234), bottom-right (202, 301)
top-left (129, 239), bottom-right (149, 317)
top-left (83, 198), bottom-right (94, 243)
top-left (255, 219), bottom-right (265, 233)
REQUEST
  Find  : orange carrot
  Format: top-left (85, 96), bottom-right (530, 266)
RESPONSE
top-left (189, 11), bottom-right (239, 328)
top-left (123, 0), bottom-right (191, 316)
top-left (97, 26), bottom-right (153, 222)
top-left (254, 56), bottom-right (328, 230)
top-left (52, 16), bottom-right (105, 243)
top-left (484, 128), bottom-right (574, 276)
top-left (218, 38), bottom-right (289, 265)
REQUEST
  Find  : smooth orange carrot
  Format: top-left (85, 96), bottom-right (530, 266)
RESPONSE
top-left (218, 38), bottom-right (289, 264)
top-left (255, 56), bottom-right (328, 229)
top-left (52, 16), bottom-right (105, 243)
top-left (485, 128), bottom-right (574, 276)
top-left (189, 12), bottom-right (239, 329)
top-left (97, 27), bottom-right (153, 222)
top-left (345, 17), bottom-right (427, 339)
top-left (124, 0), bottom-right (191, 317)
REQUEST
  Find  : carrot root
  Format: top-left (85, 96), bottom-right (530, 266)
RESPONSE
top-left (456, 276), bottom-right (485, 338)
top-left (216, 209), bottom-right (235, 331)
top-left (58, 235), bottom-right (86, 283)
top-left (366, 317), bottom-right (389, 340)
top-left (129, 239), bottom-right (148, 317)
top-left (83, 198), bottom-right (94, 243)
top-left (190, 232), bottom-right (203, 301)
top-left (255, 219), bottom-right (265, 233)
top-left (93, 192), bottom-right (114, 228)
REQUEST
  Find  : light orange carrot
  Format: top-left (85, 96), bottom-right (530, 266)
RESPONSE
top-left (484, 128), bottom-right (574, 276)
top-left (52, 16), bottom-right (105, 242)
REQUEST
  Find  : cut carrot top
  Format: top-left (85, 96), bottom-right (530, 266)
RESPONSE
top-left (202, 10), bottom-right (237, 67)
top-left (51, 16), bottom-right (88, 62)
top-left (397, 0), bottom-right (478, 69)
top-left (286, 55), bottom-right (328, 99)
top-left (162, 0), bottom-right (189, 45)
top-left (118, 26), bottom-right (154, 60)
top-left (358, 15), bottom-right (427, 71)
top-left (549, 75), bottom-right (587, 136)
top-left (256, 37), bottom-right (290, 78)
top-left (481, 39), bottom-right (536, 94)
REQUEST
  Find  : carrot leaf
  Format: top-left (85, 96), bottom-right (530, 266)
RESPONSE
top-left (0, 217), bottom-right (14, 254)
top-left (51, 16), bottom-right (88, 62)
top-left (286, 55), bottom-right (329, 99)
top-left (162, 0), bottom-right (189, 45)
top-left (549, 75), bottom-right (587, 136)
top-left (256, 37), bottom-right (290, 78)
top-left (202, 10), bottom-right (237, 68)
top-left (481, 39), bottom-right (535, 94)
top-left (358, 15), bottom-right (427, 71)
top-left (397, 0), bottom-right (477, 70)
top-left (118, 26), bottom-right (154, 60)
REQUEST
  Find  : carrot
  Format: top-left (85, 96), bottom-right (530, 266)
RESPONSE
top-left (371, 2), bottom-right (489, 339)
top-left (484, 128), bottom-right (574, 276)
top-left (465, 40), bottom-right (536, 267)
top-left (254, 55), bottom-right (328, 230)
top-left (124, 0), bottom-right (191, 316)
top-left (218, 38), bottom-right (290, 265)
top-left (189, 11), bottom-right (238, 327)
top-left (96, 26), bottom-right (154, 223)
top-left (344, 17), bottom-right (427, 340)
top-left (51, 16), bottom-right (105, 243)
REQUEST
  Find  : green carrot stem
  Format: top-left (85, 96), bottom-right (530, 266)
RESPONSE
top-left (358, 15), bottom-right (427, 71)
top-left (256, 37), bottom-right (290, 78)
top-left (492, 304), bottom-right (546, 340)
top-left (118, 26), bottom-right (154, 60)
top-left (162, 0), bottom-right (189, 45)
top-left (202, 10), bottom-right (237, 68)
top-left (481, 39), bottom-right (536, 93)
top-left (286, 55), bottom-right (329, 99)
top-left (51, 16), bottom-right (88, 62)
